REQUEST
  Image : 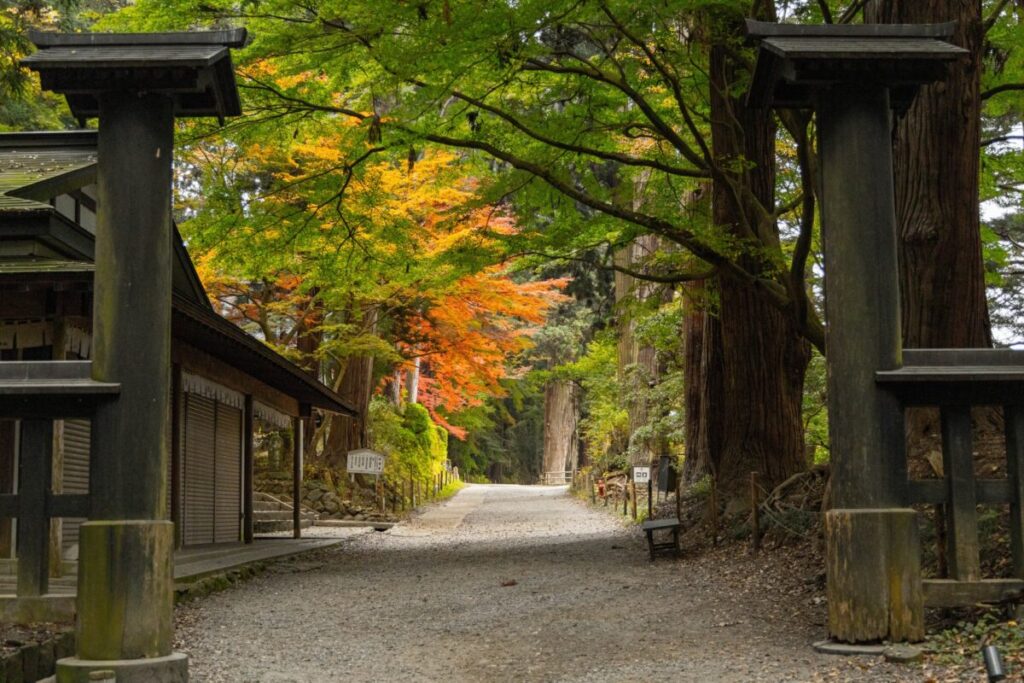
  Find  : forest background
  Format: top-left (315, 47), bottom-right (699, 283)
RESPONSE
top-left (2, 0), bottom-right (1023, 502)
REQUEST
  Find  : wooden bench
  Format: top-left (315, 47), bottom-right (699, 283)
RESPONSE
top-left (641, 518), bottom-right (681, 562)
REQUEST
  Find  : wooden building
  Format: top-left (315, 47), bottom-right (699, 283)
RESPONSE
top-left (0, 129), bottom-right (354, 564)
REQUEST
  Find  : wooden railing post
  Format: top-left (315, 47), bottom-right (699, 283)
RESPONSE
top-left (941, 405), bottom-right (980, 581)
top-left (17, 419), bottom-right (52, 597)
top-left (1007, 404), bottom-right (1024, 578)
top-left (751, 472), bottom-right (761, 556)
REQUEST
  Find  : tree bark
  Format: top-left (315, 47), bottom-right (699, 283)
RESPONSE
top-left (295, 288), bottom-right (323, 456)
top-left (682, 279), bottom-right (724, 485)
top-left (865, 0), bottom-right (991, 351)
top-left (542, 380), bottom-right (579, 478)
top-left (407, 356), bottom-right (421, 404)
top-left (866, 0), bottom-right (995, 478)
top-left (321, 307), bottom-right (378, 467)
top-left (324, 354), bottom-right (375, 467)
top-left (615, 234), bottom-right (666, 467)
top-left (688, 32), bottom-right (811, 498)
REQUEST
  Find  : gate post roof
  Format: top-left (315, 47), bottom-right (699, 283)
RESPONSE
top-left (745, 20), bottom-right (967, 110)
top-left (21, 29), bottom-right (247, 122)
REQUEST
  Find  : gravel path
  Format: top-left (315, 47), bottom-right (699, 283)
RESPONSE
top-left (176, 484), bottom-right (935, 682)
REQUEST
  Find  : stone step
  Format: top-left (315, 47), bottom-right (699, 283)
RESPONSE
top-left (256, 510), bottom-right (317, 522)
top-left (254, 518), bottom-right (314, 534)
top-left (254, 501), bottom-right (292, 513)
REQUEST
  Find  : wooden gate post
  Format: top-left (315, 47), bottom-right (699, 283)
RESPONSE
top-left (21, 29), bottom-right (248, 680)
top-left (746, 21), bottom-right (966, 644)
top-left (816, 86), bottom-right (922, 643)
top-left (76, 90), bottom-right (182, 672)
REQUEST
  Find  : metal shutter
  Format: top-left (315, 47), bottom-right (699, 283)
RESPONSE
top-left (214, 403), bottom-right (242, 544)
top-left (61, 419), bottom-right (90, 552)
top-left (183, 394), bottom-right (216, 546)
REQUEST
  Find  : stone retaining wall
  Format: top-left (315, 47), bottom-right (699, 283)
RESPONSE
top-left (1, 629), bottom-right (74, 682)
top-left (256, 477), bottom-right (390, 521)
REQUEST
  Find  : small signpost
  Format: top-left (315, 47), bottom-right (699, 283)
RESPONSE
top-left (634, 466), bottom-right (653, 519)
top-left (347, 448), bottom-right (386, 476)
top-left (348, 448), bottom-right (387, 513)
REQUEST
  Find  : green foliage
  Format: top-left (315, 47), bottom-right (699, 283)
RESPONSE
top-left (927, 610), bottom-right (1024, 670)
top-left (560, 330), bottom-right (628, 467)
top-left (446, 375), bottom-right (545, 482)
top-left (368, 398), bottom-right (448, 481)
top-left (802, 350), bottom-right (829, 464)
top-left (0, 0), bottom-right (104, 130)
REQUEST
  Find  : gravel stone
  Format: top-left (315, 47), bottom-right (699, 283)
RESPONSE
top-left (176, 484), bottom-right (942, 682)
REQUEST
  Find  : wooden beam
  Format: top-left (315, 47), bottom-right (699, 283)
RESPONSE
top-left (243, 394), bottom-right (254, 544)
top-left (908, 478), bottom-right (1013, 505)
top-left (817, 85), bottom-right (906, 509)
top-left (923, 578), bottom-right (1024, 608)
top-left (48, 322), bottom-right (66, 579)
top-left (47, 494), bottom-right (88, 518)
top-left (17, 419), bottom-right (52, 597)
top-left (172, 341), bottom-right (299, 418)
top-left (941, 405), bottom-right (980, 581)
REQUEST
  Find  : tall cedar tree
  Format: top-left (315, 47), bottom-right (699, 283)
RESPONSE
top-left (866, 0), bottom-right (995, 474)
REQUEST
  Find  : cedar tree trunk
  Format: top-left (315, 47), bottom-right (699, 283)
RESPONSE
top-left (684, 37), bottom-right (811, 498)
top-left (542, 379), bottom-right (580, 478)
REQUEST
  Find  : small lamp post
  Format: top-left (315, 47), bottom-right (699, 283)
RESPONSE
top-left (982, 644), bottom-right (1007, 682)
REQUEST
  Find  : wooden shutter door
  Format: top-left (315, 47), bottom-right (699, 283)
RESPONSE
top-left (214, 403), bottom-right (242, 544)
top-left (61, 419), bottom-right (90, 552)
top-left (184, 394), bottom-right (216, 546)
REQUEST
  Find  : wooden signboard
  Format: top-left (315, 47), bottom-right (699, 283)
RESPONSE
top-left (347, 448), bottom-right (386, 476)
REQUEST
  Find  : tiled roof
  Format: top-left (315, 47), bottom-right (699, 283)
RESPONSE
top-left (0, 131), bottom-right (96, 215)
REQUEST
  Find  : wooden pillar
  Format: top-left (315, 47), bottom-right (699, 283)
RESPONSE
top-left (941, 406), bottom-right (980, 580)
top-left (243, 395), bottom-right (254, 544)
top-left (17, 419), bottom-right (52, 597)
top-left (817, 85), bottom-right (922, 643)
top-left (170, 364), bottom-right (182, 549)
top-left (818, 86), bottom-right (906, 509)
top-left (292, 416), bottom-right (303, 539)
top-left (48, 419), bottom-right (63, 578)
top-left (76, 91), bottom-right (179, 664)
top-left (1006, 404), bottom-right (1024, 578)
top-left (48, 320), bottom-right (66, 578)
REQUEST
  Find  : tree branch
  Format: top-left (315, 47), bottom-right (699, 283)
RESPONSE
top-left (982, 134), bottom-right (1024, 147)
top-left (983, 0), bottom-right (1014, 34)
top-left (982, 83), bottom-right (1024, 101)
top-left (522, 58), bottom-right (707, 169)
top-left (838, 0), bottom-right (869, 24)
top-left (518, 248), bottom-right (717, 283)
top-left (438, 85), bottom-right (710, 178)
top-left (816, 0), bottom-right (835, 23)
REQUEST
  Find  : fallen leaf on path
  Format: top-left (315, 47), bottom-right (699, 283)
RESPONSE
top-left (501, 579), bottom-right (518, 587)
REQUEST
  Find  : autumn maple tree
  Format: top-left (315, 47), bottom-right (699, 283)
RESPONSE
top-left (182, 127), bottom-right (566, 454)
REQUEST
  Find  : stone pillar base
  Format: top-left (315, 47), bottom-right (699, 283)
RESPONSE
top-left (826, 508), bottom-right (924, 643)
top-left (77, 520), bottom-right (175, 660)
top-left (56, 652), bottom-right (188, 683)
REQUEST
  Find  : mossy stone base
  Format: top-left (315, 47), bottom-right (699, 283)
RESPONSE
top-left (76, 520), bottom-right (175, 660)
top-left (56, 652), bottom-right (187, 683)
top-left (826, 508), bottom-right (924, 643)
top-left (0, 595), bottom-right (75, 623)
